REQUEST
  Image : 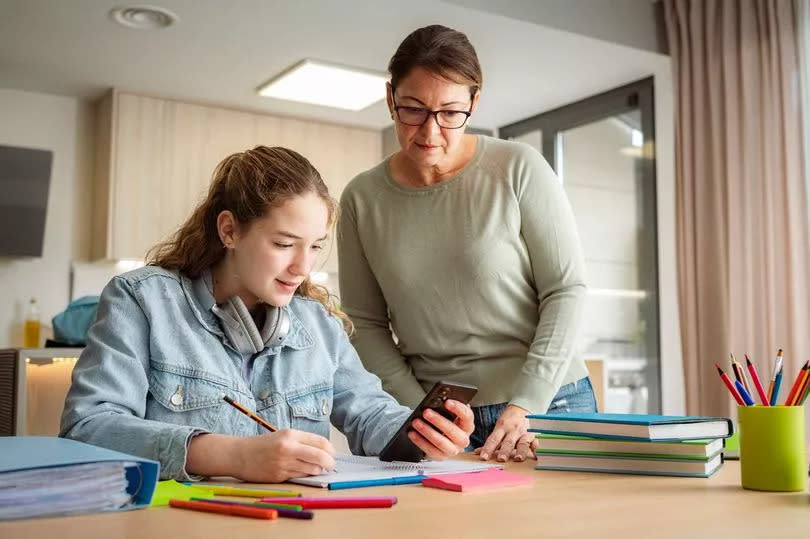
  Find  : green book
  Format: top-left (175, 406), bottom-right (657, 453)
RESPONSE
top-left (535, 433), bottom-right (723, 460)
top-left (535, 453), bottom-right (723, 478)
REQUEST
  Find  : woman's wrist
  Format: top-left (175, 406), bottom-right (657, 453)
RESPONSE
top-left (506, 403), bottom-right (529, 415)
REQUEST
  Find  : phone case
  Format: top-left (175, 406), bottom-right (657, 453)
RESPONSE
top-left (379, 381), bottom-right (478, 462)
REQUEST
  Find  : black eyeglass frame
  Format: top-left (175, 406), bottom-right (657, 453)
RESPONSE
top-left (390, 90), bottom-right (473, 129)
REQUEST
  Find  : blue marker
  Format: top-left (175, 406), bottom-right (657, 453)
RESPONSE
top-left (329, 475), bottom-right (424, 490)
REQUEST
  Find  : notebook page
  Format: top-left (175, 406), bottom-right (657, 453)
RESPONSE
top-left (290, 455), bottom-right (501, 487)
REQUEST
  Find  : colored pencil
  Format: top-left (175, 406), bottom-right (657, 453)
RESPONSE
top-left (731, 354), bottom-right (751, 394)
top-left (745, 355), bottom-right (770, 406)
top-left (768, 349), bottom-right (784, 402)
top-left (190, 497), bottom-right (303, 511)
top-left (730, 354), bottom-right (744, 386)
top-left (799, 377), bottom-right (810, 405)
top-left (715, 363), bottom-right (744, 405)
top-left (770, 367), bottom-right (783, 406)
top-left (222, 393), bottom-right (278, 432)
top-left (189, 498), bottom-right (313, 519)
top-left (796, 368), bottom-right (810, 404)
top-left (735, 380), bottom-right (755, 406)
top-left (784, 360), bottom-right (809, 405)
top-left (189, 483), bottom-right (300, 498)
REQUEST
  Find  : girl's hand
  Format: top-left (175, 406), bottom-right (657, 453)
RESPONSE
top-left (407, 399), bottom-right (474, 460)
top-left (234, 429), bottom-right (336, 483)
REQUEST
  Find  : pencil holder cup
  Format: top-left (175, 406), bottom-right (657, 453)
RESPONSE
top-left (738, 405), bottom-right (807, 492)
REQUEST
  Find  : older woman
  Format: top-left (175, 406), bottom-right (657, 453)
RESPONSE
top-left (338, 25), bottom-right (597, 463)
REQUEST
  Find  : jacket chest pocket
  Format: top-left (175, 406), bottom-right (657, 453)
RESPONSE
top-left (147, 364), bottom-right (236, 433)
top-left (287, 386), bottom-right (333, 439)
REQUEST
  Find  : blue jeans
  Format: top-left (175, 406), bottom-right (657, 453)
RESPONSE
top-left (468, 376), bottom-right (597, 449)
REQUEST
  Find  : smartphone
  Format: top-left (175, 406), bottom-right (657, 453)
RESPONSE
top-left (379, 380), bottom-right (478, 462)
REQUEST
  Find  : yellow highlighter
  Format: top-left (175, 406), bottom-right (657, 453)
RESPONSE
top-left (185, 483), bottom-right (301, 498)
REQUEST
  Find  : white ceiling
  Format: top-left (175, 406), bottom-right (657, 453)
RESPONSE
top-left (0, 0), bottom-right (670, 131)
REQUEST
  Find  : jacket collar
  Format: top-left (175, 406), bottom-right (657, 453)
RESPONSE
top-left (181, 269), bottom-right (313, 351)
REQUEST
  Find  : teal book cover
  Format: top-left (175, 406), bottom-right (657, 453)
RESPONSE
top-left (528, 413), bottom-right (733, 441)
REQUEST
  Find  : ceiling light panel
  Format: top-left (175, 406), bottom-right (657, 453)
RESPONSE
top-left (257, 60), bottom-right (387, 111)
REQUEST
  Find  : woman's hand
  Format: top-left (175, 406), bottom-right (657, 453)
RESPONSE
top-left (407, 399), bottom-right (474, 460)
top-left (475, 404), bottom-right (538, 462)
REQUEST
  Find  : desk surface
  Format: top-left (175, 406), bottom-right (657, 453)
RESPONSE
top-left (2, 456), bottom-right (808, 539)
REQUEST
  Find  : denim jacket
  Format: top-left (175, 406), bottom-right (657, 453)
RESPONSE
top-left (60, 266), bottom-right (411, 480)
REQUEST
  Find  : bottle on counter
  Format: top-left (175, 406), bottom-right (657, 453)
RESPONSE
top-left (23, 297), bottom-right (41, 348)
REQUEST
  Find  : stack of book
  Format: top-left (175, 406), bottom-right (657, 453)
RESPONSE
top-left (527, 413), bottom-right (733, 478)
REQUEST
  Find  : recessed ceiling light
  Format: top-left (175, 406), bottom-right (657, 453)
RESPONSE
top-left (257, 59), bottom-right (387, 111)
top-left (109, 6), bottom-right (178, 30)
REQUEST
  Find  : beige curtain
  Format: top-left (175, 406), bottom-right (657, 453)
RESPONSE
top-left (801, 1), bottom-right (810, 239)
top-left (664, 0), bottom-right (810, 417)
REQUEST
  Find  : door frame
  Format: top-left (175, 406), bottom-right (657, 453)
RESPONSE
top-left (499, 77), bottom-right (661, 413)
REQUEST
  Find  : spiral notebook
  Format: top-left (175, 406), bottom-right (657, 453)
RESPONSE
top-left (291, 455), bottom-right (500, 489)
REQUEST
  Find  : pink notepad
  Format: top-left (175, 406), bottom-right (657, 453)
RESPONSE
top-left (422, 469), bottom-right (533, 492)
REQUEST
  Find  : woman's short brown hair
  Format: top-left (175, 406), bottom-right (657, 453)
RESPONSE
top-left (388, 24), bottom-right (482, 96)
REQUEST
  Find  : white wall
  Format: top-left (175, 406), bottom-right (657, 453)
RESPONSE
top-left (447, 0), bottom-right (667, 54)
top-left (0, 88), bottom-right (95, 347)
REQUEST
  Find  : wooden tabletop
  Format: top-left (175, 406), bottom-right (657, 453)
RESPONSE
top-left (2, 455), bottom-right (808, 539)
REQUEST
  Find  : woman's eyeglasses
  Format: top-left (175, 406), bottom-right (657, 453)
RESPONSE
top-left (392, 94), bottom-right (472, 129)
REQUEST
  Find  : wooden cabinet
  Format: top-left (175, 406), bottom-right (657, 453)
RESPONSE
top-left (92, 90), bottom-right (381, 271)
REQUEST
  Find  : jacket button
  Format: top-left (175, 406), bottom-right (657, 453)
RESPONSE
top-left (258, 390), bottom-right (270, 400)
top-left (321, 398), bottom-right (329, 415)
top-left (170, 385), bottom-right (183, 406)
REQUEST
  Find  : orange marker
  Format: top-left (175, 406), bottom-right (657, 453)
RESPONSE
top-left (169, 499), bottom-right (277, 519)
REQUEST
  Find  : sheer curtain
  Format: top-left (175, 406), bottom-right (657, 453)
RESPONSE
top-left (801, 0), bottom-right (810, 237)
top-left (663, 0), bottom-right (810, 417)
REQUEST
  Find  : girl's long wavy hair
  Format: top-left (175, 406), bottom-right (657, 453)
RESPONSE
top-left (146, 145), bottom-right (352, 333)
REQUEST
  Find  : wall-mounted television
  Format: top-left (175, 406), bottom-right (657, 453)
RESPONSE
top-left (0, 144), bottom-right (53, 257)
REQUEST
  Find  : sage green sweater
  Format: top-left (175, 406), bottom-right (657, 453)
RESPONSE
top-left (337, 135), bottom-right (588, 413)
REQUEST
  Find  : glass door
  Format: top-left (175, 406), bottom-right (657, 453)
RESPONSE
top-left (500, 78), bottom-right (660, 414)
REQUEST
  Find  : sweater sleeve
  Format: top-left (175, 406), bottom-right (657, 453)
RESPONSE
top-left (337, 188), bottom-right (427, 408)
top-left (509, 147), bottom-right (587, 414)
